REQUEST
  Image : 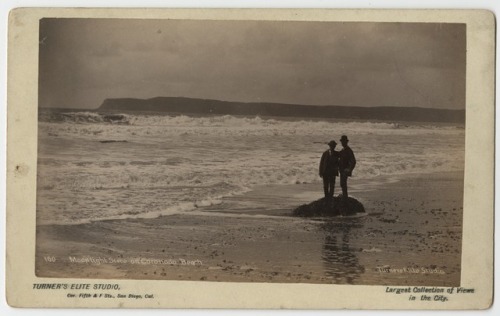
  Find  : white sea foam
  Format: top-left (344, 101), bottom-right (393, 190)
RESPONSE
top-left (37, 113), bottom-right (465, 225)
top-left (43, 112), bottom-right (462, 138)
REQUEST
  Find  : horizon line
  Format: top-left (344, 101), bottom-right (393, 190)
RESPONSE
top-left (39, 96), bottom-right (466, 112)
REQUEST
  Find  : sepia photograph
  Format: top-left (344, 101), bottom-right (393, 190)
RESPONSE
top-left (35, 18), bottom-right (466, 286)
top-left (4, 7), bottom-right (494, 310)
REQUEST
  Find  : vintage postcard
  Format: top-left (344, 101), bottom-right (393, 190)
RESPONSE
top-left (6, 8), bottom-right (494, 309)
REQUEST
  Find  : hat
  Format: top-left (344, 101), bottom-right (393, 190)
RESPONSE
top-left (340, 135), bottom-right (349, 142)
top-left (328, 140), bottom-right (337, 147)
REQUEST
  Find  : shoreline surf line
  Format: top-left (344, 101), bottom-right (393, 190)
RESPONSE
top-left (36, 171), bottom-right (463, 227)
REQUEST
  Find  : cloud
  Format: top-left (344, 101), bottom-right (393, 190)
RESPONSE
top-left (89, 41), bottom-right (122, 57)
top-left (38, 19), bottom-right (465, 109)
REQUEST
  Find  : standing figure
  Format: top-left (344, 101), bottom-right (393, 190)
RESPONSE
top-left (319, 140), bottom-right (339, 198)
top-left (339, 135), bottom-right (356, 202)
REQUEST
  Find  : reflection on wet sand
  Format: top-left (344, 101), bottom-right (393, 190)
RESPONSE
top-left (321, 220), bottom-right (365, 284)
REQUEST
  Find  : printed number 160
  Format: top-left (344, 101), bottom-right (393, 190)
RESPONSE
top-left (43, 256), bottom-right (56, 262)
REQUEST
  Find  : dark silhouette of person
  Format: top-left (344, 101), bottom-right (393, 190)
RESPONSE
top-left (339, 135), bottom-right (356, 202)
top-left (319, 140), bottom-right (339, 198)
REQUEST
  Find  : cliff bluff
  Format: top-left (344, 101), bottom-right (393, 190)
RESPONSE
top-left (98, 97), bottom-right (465, 123)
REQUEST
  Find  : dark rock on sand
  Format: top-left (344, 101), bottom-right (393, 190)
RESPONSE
top-left (293, 196), bottom-right (365, 217)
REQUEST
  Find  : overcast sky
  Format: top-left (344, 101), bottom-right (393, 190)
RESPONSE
top-left (38, 19), bottom-right (465, 110)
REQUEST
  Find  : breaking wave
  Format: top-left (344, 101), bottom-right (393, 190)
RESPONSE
top-left (36, 110), bottom-right (465, 225)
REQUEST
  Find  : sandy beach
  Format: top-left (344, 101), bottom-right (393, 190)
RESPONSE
top-left (36, 171), bottom-right (463, 286)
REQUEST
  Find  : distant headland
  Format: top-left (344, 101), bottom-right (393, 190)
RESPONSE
top-left (98, 97), bottom-right (465, 123)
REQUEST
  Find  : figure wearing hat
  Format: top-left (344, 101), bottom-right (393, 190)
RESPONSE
top-left (339, 135), bottom-right (356, 202)
top-left (319, 140), bottom-right (340, 198)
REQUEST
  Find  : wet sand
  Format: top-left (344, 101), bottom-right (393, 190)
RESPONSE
top-left (36, 171), bottom-right (463, 286)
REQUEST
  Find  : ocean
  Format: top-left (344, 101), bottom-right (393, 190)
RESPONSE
top-left (36, 108), bottom-right (465, 226)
